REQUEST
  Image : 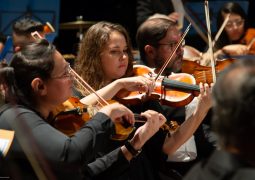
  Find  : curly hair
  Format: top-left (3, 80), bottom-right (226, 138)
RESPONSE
top-left (74, 21), bottom-right (134, 93)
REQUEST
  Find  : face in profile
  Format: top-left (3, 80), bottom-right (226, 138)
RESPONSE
top-left (45, 51), bottom-right (73, 107)
top-left (154, 26), bottom-right (184, 73)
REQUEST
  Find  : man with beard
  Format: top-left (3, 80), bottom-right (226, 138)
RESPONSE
top-left (136, 17), bottom-right (216, 178)
top-left (136, 18), bottom-right (183, 75)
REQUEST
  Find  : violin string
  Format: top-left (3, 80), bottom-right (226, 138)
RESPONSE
top-left (212, 13), bottom-right (230, 47)
top-left (195, 71), bottom-right (219, 76)
top-left (195, 71), bottom-right (221, 84)
top-left (155, 23), bottom-right (191, 82)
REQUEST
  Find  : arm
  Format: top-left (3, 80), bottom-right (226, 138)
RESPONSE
top-left (80, 76), bottom-right (153, 105)
top-left (3, 103), bottom-right (136, 164)
top-left (162, 83), bottom-right (212, 155)
top-left (221, 44), bottom-right (248, 56)
top-left (83, 110), bottom-right (166, 179)
top-left (200, 44), bottom-right (248, 66)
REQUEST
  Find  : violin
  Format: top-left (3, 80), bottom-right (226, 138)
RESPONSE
top-left (52, 67), bottom-right (179, 140)
top-left (182, 58), bottom-right (235, 84)
top-left (241, 28), bottom-right (255, 55)
top-left (51, 96), bottom-right (94, 136)
top-left (52, 96), bottom-right (177, 140)
top-left (31, 29), bottom-right (146, 140)
top-left (117, 65), bottom-right (200, 107)
top-left (51, 95), bottom-right (137, 139)
top-left (112, 113), bottom-right (179, 140)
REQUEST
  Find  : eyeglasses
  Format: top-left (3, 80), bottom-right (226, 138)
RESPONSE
top-left (51, 63), bottom-right (72, 79)
top-left (157, 40), bottom-right (185, 49)
top-left (225, 19), bottom-right (244, 30)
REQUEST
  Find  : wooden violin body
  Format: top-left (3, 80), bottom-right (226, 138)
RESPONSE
top-left (52, 97), bottom-right (135, 140)
top-left (51, 97), bottom-right (92, 136)
top-left (118, 65), bottom-right (200, 107)
top-left (182, 58), bottom-right (235, 84)
top-left (241, 28), bottom-right (255, 55)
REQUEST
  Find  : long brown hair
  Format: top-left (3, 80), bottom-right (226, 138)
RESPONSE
top-left (75, 21), bottom-right (134, 93)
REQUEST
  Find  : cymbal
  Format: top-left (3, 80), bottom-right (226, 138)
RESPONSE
top-left (60, 20), bottom-right (97, 30)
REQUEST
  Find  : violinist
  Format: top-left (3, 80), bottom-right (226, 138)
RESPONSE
top-left (1, 18), bottom-right (54, 64)
top-left (201, 2), bottom-right (255, 66)
top-left (12, 18), bottom-right (47, 52)
top-left (75, 21), bottom-right (212, 180)
top-left (136, 17), bottom-right (215, 177)
top-left (0, 39), bottom-right (166, 179)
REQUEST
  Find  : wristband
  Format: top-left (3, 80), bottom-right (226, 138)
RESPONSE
top-left (124, 140), bottom-right (142, 157)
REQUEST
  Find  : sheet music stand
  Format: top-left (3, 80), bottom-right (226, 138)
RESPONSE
top-left (0, 0), bottom-right (60, 36)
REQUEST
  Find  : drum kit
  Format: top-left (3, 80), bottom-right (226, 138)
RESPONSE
top-left (60, 16), bottom-right (96, 65)
top-left (60, 16), bottom-right (96, 41)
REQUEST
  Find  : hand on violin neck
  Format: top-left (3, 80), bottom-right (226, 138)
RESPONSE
top-left (196, 83), bottom-right (213, 114)
top-left (117, 76), bottom-right (154, 93)
top-left (133, 110), bottom-right (166, 148)
top-left (115, 76), bottom-right (155, 99)
top-left (99, 103), bottom-right (135, 126)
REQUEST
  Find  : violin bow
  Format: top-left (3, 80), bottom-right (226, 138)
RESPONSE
top-left (154, 23), bottom-right (191, 82)
top-left (204, 0), bottom-right (216, 83)
top-left (31, 31), bottom-right (109, 107)
top-left (69, 68), bottom-right (109, 107)
top-left (247, 37), bottom-right (255, 50)
top-left (171, 0), bottom-right (185, 30)
top-left (212, 13), bottom-right (230, 47)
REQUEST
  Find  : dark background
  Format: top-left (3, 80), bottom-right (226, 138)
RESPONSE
top-left (55, 0), bottom-right (137, 55)
top-left (55, 0), bottom-right (255, 55)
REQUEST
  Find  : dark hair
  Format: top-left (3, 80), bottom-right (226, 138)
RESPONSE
top-left (136, 18), bottom-right (176, 65)
top-left (9, 39), bottom-right (55, 107)
top-left (0, 67), bottom-right (16, 104)
top-left (0, 32), bottom-right (6, 44)
top-left (215, 2), bottom-right (248, 50)
top-left (212, 59), bottom-right (255, 162)
top-left (75, 21), bottom-right (134, 91)
top-left (12, 18), bottom-right (44, 35)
